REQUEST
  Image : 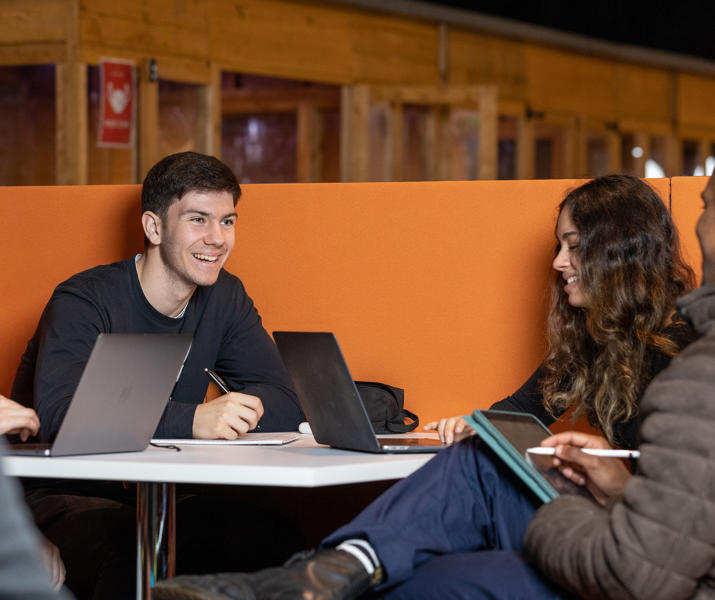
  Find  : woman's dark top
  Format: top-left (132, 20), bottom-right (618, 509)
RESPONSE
top-left (490, 323), bottom-right (696, 450)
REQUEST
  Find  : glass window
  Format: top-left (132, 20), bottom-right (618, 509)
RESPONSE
top-left (0, 65), bottom-right (55, 185)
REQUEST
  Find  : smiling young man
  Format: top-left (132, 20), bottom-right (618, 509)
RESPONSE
top-left (13, 151), bottom-right (301, 441)
top-left (10, 152), bottom-right (303, 599)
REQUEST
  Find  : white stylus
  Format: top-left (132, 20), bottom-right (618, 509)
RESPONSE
top-left (526, 447), bottom-right (640, 459)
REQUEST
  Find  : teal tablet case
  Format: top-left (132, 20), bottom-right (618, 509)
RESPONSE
top-left (464, 410), bottom-right (560, 504)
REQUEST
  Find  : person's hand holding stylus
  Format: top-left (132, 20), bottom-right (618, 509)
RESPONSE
top-left (536, 431), bottom-right (633, 506)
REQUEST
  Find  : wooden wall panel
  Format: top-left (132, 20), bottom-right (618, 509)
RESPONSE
top-left (82, 0), bottom-right (207, 30)
top-left (526, 46), bottom-right (616, 119)
top-left (614, 64), bottom-right (672, 123)
top-left (55, 62), bottom-right (87, 184)
top-left (79, 14), bottom-right (208, 60)
top-left (79, 0), bottom-right (144, 21)
top-left (0, 43), bottom-right (66, 66)
top-left (516, 116), bottom-right (535, 179)
top-left (477, 86), bottom-right (498, 179)
top-left (348, 11), bottom-right (438, 84)
top-left (208, 0), bottom-right (353, 84)
top-left (197, 65), bottom-right (222, 157)
top-left (678, 74), bottom-right (715, 130)
top-left (78, 0), bottom-right (210, 82)
top-left (138, 60), bottom-right (159, 180)
top-left (448, 29), bottom-right (526, 100)
top-left (0, 0), bottom-right (68, 65)
top-left (0, 0), bottom-right (68, 44)
top-left (208, 0), bottom-right (438, 85)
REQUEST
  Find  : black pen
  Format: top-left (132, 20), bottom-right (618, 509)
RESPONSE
top-left (204, 368), bottom-right (261, 430)
top-left (204, 368), bottom-right (231, 394)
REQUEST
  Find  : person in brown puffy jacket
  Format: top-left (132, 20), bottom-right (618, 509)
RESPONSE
top-left (523, 171), bottom-right (715, 599)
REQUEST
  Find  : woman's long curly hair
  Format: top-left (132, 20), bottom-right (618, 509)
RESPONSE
top-left (540, 174), bottom-right (695, 444)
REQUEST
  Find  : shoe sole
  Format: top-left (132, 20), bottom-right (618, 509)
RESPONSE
top-left (152, 574), bottom-right (257, 600)
top-left (152, 585), bottom-right (219, 600)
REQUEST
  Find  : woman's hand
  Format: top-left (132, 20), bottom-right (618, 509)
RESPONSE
top-left (539, 431), bottom-right (632, 506)
top-left (423, 415), bottom-right (475, 444)
top-left (0, 395), bottom-right (40, 440)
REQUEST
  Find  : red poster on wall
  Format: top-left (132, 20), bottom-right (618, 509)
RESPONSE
top-left (98, 58), bottom-right (135, 148)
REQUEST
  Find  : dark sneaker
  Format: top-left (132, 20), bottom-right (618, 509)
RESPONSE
top-left (152, 549), bottom-right (373, 600)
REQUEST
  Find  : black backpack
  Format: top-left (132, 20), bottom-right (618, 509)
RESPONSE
top-left (354, 381), bottom-right (419, 434)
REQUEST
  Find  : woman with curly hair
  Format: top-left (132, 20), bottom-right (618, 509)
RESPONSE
top-left (154, 174), bottom-right (697, 600)
top-left (429, 173), bottom-right (695, 453)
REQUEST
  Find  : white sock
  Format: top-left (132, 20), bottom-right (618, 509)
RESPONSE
top-left (336, 539), bottom-right (380, 576)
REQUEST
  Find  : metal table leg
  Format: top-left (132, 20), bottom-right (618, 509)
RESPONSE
top-left (137, 482), bottom-right (176, 599)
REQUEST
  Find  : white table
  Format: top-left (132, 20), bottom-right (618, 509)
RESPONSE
top-left (3, 434), bottom-right (435, 599)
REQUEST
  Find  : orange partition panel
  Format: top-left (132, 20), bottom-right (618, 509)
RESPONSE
top-left (0, 185), bottom-right (143, 395)
top-left (231, 178), bottom-right (670, 425)
top-left (233, 180), bottom-right (569, 424)
top-left (671, 176), bottom-right (709, 285)
top-left (0, 177), bottom-right (675, 426)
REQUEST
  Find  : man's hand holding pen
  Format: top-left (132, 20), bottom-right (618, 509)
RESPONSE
top-left (192, 369), bottom-right (265, 439)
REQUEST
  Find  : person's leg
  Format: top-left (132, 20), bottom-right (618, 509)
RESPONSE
top-left (29, 493), bottom-right (135, 600)
top-left (379, 551), bottom-right (565, 600)
top-left (322, 436), bottom-right (540, 587)
top-left (153, 437), bottom-right (543, 600)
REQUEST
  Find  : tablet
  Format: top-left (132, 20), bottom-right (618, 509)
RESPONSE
top-left (475, 410), bottom-right (595, 501)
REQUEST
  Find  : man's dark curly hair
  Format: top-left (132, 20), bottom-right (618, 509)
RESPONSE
top-left (141, 151), bottom-right (241, 219)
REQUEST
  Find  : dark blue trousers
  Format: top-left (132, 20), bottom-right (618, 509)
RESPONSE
top-left (322, 437), bottom-right (564, 599)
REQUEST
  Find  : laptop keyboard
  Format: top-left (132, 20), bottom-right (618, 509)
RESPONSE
top-left (379, 438), bottom-right (443, 447)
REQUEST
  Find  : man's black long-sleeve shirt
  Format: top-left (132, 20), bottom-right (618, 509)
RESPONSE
top-left (12, 257), bottom-right (302, 440)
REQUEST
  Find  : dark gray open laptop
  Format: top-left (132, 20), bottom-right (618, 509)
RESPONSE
top-left (8, 333), bottom-right (192, 457)
top-left (273, 331), bottom-right (445, 454)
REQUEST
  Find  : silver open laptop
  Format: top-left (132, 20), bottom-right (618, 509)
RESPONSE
top-left (273, 331), bottom-right (445, 454)
top-left (7, 333), bottom-right (192, 457)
